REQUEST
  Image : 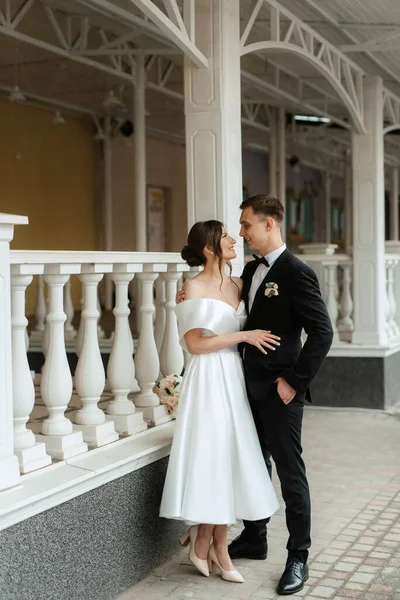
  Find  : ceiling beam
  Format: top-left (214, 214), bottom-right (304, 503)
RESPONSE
top-left (301, 0), bottom-right (400, 87)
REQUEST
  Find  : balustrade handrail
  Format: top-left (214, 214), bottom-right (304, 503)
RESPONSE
top-left (11, 250), bottom-right (186, 265)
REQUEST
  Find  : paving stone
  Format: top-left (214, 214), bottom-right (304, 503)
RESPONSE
top-left (308, 586), bottom-right (336, 598)
top-left (116, 409), bottom-right (400, 600)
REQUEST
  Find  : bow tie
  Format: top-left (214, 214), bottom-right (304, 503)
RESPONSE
top-left (253, 254), bottom-right (269, 268)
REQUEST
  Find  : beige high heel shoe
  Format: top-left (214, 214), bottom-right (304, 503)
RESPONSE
top-left (178, 526), bottom-right (209, 577)
top-left (207, 544), bottom-right (244, 583)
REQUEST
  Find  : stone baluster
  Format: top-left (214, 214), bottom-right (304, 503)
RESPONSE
top-left (105, 265), bottom-right (147, 435)
top-left (73, 266), bottom-right (118, 447)
top-left (323, 260), bottom-right (340, 344)
top-left (337, 261), bottom-right (354, 342)
top-left (97, 288), bottom-right (106, 340)
top-left (154, 275), bottom-right (166, 354)
top-left (41, 296), bottom-right (50, 358)
top-left (36, 267), bottom-right (88, 459)
top-left (11, 266), bottom-right (51, 473)
top-left (135, 278), bottom-right (142, 335)
top-left (160, 265), bottom-right (185, 378)
top-left (76, 287), bottom-right (85, 357)
top-left (30, 275), bottom-right (46, 343)
top-left (386, 257), bottom-right (400, 340)
top-left (64, 277), bottom-right (77, 342)
top-left (384, 257), bottom-right (392, 340)
top-left (134, 264), bottom-right (172, 426)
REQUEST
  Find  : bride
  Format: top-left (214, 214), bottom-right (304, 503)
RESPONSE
top-left (159, 220), bottom-right (280, 583)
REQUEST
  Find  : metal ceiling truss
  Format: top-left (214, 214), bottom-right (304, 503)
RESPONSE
top-left (243, 56), bottom-right (352, 129)
top-left (383, 89), bottom-right (400, 135)
top-left (0, 0), bottom-right (185, 100)
top-left (82, 0), bottom-right (207, 68)
top-left (241, 101), bottom-right (270, 132)
top-left (241, 0), bottom-right (366, 134)
top-left (301, 0), bottom-right (400, 88)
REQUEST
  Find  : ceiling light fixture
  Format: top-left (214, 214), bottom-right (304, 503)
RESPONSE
top-left (9, 85), bottom-right (26, 102)
top-left (53, 110), bottom-right (66, 124)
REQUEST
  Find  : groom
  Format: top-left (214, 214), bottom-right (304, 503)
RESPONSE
top-left (228, 194), bottom-right (333, 595)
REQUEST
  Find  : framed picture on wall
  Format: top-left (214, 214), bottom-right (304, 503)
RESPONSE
top-left (147, 186), bottom-right (166, 251)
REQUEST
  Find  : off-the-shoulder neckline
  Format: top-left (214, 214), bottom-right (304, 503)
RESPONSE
top-left (176, 297), bottom-right (243, 313)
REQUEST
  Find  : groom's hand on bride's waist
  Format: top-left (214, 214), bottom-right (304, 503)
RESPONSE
top-left (275, 377), bottom-right (297, 405)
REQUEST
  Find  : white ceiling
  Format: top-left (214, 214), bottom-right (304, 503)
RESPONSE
top-left (1, 0), bottom-right (400, 172)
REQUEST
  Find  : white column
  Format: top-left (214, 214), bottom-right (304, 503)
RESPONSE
top-left (269, 107), bottom-right (278, 196)
top-left (134, 265), bottom-right (172, 426)
top-left (106, 266), bottom-right (147, 435)
top-left (73, 267), bottom-right (118, 447)
top-left (0, 215), bottom-right (28, 491)
top-left (325, 172), bottom-right (332, 244)
top-left (390, 167), bottom-right (399, 241)
top-left (135, 55), bottom-right (147, 252)
top-left (97, 289), bottom-right (106, 340)
top-left (344, 153), bottom-right (352, 253)
top-left (30, 275), bottom-right (46, 343)
top-left (184, 0), bottom-right (243, 274)
top-left (352, 76), bottom-right (387, 345)
top-left (64, 277), bottom-right (76, 342)
top-left (278, 107), bottom-right (286, 238)
top-left (36, 268), bottom-right (88, 459)
top-left (160, 265), bottom-right (185, 378)
top-left (104, 116), bottom-right (113, 311)
top-left (11, 267), bottom-right (51, 473)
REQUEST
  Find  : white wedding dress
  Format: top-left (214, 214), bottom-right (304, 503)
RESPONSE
top-left (160, 298), bottom-right (279, 525)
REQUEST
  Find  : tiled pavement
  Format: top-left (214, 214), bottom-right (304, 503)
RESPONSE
top-left (117, 408), bottom-right (400, 600)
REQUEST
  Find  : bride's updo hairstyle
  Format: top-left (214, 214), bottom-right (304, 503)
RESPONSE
top-left (181, 220), bottom-right (224, 268)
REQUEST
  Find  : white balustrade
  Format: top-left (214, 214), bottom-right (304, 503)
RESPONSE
top-left (160, 265), bottom-right (185, 378)
top-left (30, 275), bottom-right (46, 343)
top-left (106, 266), bottom-right (147, 435)
top-left (36, 269), bottom-right (88, 459)
top-left (73, 267), bottom-right (119, 447)
top-left (64, 277), bottom-right (76, 342)
top-left (134, 264), bottom-right (172, 426)
top-left (11, 266), bottom-right (51, 473)
top-left (3, 248), bottom-right (191, 485)
top-left (337, 261), bottom-right (354, 342)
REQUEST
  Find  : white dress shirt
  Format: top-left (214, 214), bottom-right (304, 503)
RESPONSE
top-left (248, 244), bottom-right (286, 311)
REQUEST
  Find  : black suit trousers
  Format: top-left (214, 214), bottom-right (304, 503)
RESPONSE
top-left (243, 388), bottom-right (311, 563)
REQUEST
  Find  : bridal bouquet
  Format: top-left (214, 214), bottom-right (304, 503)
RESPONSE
top-left (155, 374), bottom-right (182, 419)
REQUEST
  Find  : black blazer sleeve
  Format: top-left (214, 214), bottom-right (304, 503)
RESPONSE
top-left (283, 266), bottom-right (334, 393)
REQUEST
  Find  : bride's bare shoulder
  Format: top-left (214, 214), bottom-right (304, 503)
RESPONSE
top-left (183, 276), bottom-right (207, 299)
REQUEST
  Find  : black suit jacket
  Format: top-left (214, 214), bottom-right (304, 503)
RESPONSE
top-left (240, 249), bottom-right (334, 402)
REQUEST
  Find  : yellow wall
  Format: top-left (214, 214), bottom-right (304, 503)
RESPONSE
top-left (0, 100), bottom-right (97, 313)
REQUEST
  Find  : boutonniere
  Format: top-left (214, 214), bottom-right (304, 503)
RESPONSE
top-left (264, 282), bottom-right (279, 298)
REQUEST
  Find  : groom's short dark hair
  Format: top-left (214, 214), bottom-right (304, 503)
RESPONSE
top-left (240, 194), bottom-right (284, 223)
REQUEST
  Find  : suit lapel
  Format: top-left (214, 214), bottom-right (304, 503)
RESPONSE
top-left (248, 249), bottom-right (290, 319)
top-left (242, 260), bottom-right (259, 315)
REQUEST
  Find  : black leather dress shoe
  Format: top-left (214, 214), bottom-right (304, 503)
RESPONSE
top-left (277, 560), bottom-right (309, 595)
top-left (228, 534), bottom-right (268, 560)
